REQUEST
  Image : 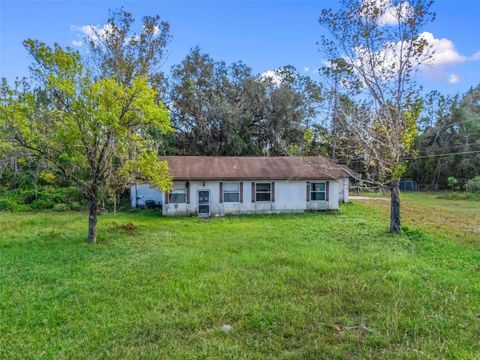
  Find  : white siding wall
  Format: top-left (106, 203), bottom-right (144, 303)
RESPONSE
top-left (130, 183), bottom-right (164, 208)
top-left (162, 179), bottom-right (342, 216)
top-left (338, 177), bottom-right (350, 203)
top-left (343, 178), bottom-right (350, 203)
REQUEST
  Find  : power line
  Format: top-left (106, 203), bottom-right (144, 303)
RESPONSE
top-left (416, 142), bottom-right (480, 151)
top-left (334, 149), bottom-right (480, 162)
top-left (407, 150), bottom-right (480, 159)
top-left (421, 118), bottom-right (480, 127)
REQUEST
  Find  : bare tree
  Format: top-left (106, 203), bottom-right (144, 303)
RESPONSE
top-left (319, 0), bottom-right (435, 232)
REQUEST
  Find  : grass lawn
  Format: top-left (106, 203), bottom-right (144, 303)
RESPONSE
top-left (353, 192), bottom-right (480, 247)
top-left (1, 200), bottom-right (479, 359)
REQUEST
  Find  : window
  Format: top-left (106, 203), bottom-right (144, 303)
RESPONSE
top-left (169, 191), bottom-right (186, 204)
top-left (311, 182), bottom-right (326, 201)
top-left (223, 183), bottom-right (240, 202)
top-left (256, 182), bottom-right (271, 202)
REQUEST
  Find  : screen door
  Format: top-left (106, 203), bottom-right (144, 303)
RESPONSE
top-left (198, 190), bottom-right (210, 215)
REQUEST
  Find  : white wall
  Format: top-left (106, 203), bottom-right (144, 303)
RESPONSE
top-left (130, 183), bottom-right (164, 208)
top-left (162, 179), bottom-right (342, 216)
top-left (338, 177), bottom-right (350, 203)
top-left (343, 178), bottom-right (350, 203)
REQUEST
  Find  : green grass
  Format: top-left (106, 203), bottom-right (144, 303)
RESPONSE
top-left (353, 191), bottom-right (480, 247)
top-left (1, 202), bottom-right (479, 359)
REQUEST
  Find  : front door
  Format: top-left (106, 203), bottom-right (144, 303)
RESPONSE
top-left (198, 190), bottom-right (210, 215)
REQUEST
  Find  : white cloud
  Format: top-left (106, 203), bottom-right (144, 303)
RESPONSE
top-left (448, 73), bottom-right (461, 84)
top-left (70, 24), bottom-right (114, 44)
top-left (127, 34), bottom-right (141, 43)
top-left (422, 70), bottom-right (462, 84)
top-left (71, 23), bottom-right (162, 46)
top-left (419, 32), bottom-right (480, 84)
top-left (151, 25), bottom-right (160, 36)
top-left (420, 32), bottom-right (467, 67)
top-left (304, 67), bottom-right (310, 72)
top-left (260, 70), bottom-right (282, 86)
top-left (379, 2), bottom-right (414, 25)
top-left (362, 0), bottom-right (414, 26)
top-left (348, 2), bottom-right (479, 85)
top-left (348, 30), bottom-right (475, 85)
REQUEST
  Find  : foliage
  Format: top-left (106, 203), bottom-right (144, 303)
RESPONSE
top-left (318, 0), bottom-right (434, 186)
top-left (52, 203), bottom-right (70, 212)
top-left (85, 9), bottom-right (171, 89)
top-left (447, 176), bottom-right (459, 191)
top-left (465, 176), bottom-right (480, 194)
top-left (406, 86), bottom-right (480, 189)
top-left (318, 0), bottom-right (435, 232)
top-left (168, 48), bottom-right (323, 156)
top-left (0, 198), bottom-right (30, 212)
top-left (122, 151), bottom-right (172, 192)
top-left (0, 186), bottom-right (84, 211)
top-left (0, 34), bottom-right (172, 242)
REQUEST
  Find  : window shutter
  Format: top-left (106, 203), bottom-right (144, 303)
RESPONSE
top-left (240, 182), bottom-right (243, 203)
top-left (165, 192), bottom-right (169, 204)
top-left (219, 182), bottom-right (223, 203)
top-left (271, 182), bottom-right (275, 202)
top-left (306, 182), bottom-right (311, 202)
top-left (326, 181), bottom-right (330, 201)
top-left (251, 182), bottom-right (255, 203)
top-left (186, 182), bottom-right (190, 204)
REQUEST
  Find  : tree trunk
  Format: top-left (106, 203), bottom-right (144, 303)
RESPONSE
top-left (389, 180), bottom-right (401, 233)
top-left (88, 200), bottom-right (97, 244)
top-left (331, 74), bottom-right (338, 162)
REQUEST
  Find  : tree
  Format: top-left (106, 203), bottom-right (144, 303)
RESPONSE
top-left (318, 0), bottom-right (435, 232)
top-left (447, 176), bottom-right (458, 192)
top-left (407, 86), bottom-right (480, 188)
top-left (84, 8), bottom-right (171, 89)
top-left (169, 48), bottom-right (323, 156)
top-left (319, 58), bottom-right (361, 162)
top-left (0, 41), bottom-right (172, 243)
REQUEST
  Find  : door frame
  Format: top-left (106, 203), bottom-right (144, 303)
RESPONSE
top-left (197, 189), bottom-right (210, 216)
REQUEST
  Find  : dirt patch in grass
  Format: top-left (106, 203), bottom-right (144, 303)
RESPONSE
top-left (110, 221), bottom-right (139, 234)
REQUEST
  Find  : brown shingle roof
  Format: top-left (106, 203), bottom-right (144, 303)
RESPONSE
top-left (158, 156), bottom-right (353, 180)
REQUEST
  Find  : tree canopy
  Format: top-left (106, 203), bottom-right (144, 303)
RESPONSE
top-left (0, 36), bottom-right (172, 243)
top-left (168, 48), bottom-right (323, 156)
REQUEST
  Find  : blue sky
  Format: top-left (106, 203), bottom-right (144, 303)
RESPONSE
top-left (1, 0), bottom-right (479, 95)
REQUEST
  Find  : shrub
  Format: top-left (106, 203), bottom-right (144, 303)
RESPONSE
top-left (465, 176), bottom-right (480, 194)
top-left (0, 185), bottom-right (86, 211)
top-left (69, 202), bottom-right (81, 211)
top-left (447, 176), bottom-right (459, 191)
top-left (30, 198), bottom-right (56, 209)
top-left (0, 198), bottom-right (31, 212)
top-left (53, 203), bottom-right (70, 212)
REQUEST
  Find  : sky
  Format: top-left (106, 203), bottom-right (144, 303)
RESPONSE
top-left (1, 0), bottom-right (480, 95)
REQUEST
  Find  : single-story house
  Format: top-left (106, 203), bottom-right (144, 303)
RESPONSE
top-left (130, 156), bottom-right (353, 216)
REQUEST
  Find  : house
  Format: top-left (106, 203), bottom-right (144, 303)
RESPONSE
top-left (130, 156), bottom-right (353, 216)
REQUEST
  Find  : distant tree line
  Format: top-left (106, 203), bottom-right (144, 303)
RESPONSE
top-left (406, 87), bottom-right (480, 189)
top-left (1, 4), bottom-right (479, 238)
